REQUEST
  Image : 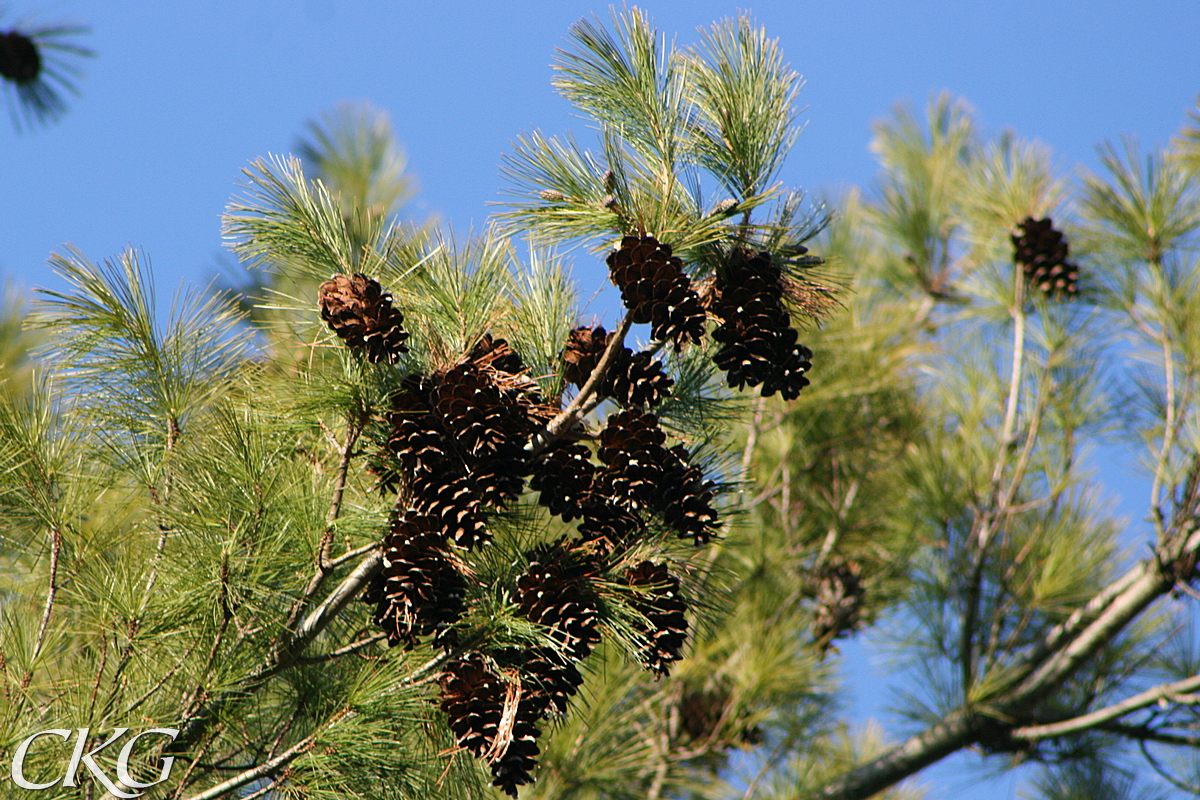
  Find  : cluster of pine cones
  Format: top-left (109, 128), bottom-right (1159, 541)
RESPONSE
top-left (1012, 216), bottom-right (1079, 298)
top-left (606, 235), bottom-right (815, 399)
top-left (315, 234), bottom-right (815, 795)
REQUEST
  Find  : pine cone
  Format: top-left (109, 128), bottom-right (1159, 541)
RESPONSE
top-left (661, 448), bottom-right (720, 545)
top-left (678, 685), bottom-right (761, 747)
top-left (438, 654), bottom-right (544, 797)
top-left (490, 707), bottom-right (542, 799)
top-left (562, 325), bottom-right (608, 387)
top-left (386, 413), bottom-right (450, 479)
top-left (428, 363), bottom-right (531, 508)
top-left (431, 364), bottom-right (513, 458)
top-left (608, 349), bottom-right (673, 408)
top-left (516, 543), bottom-right (602, 661)
top-left (596, 408), bottom-right (670, 512)
top-left (366, 512), bottom-right (466, 647)
top-left (576, 496), bottom-right (643, 554)
top-left (710, 250), bottom-right (813, 400)
top-left (679, 686), bottom-right (730, 742)
top-left (1012, 216), bottom-right (1079, 298)
top-left (562, 325), bottom-right (673, 407)
top-left (606, 236), bottom-right (706, 347)
top-left (469, 333), bottom-right (527, 376)
top-left (620, 561), bottom-right (688, 676)
top-left (0, 31), bottom-right (40, 83)
top-left (710, 250), bottom-right (816, 400)
top-left (530, 441), bottom-right (596, 521)
top-left (411, 474), bottom-right (489, 549)
top-left (317, 273), bottom-right (409, 363)
top-left (520, 648), bottom-right (584, 717)
top-left (809, 559), bottom-right (866, 652)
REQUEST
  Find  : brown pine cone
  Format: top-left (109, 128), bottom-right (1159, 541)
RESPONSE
top-left (562, 325), bottom-right (673, 407)
top-left (1012, 216), bottom-right (1079, 298)
top-left (317, 273), bottom-right (409, 363)
top-left (516, 543), bottom-right (602, 661)
top-left (437, 654), bottom-right (543, 796)
top-left (365, 512), bottom-right (466, 647)
top-left (411, 474), bottom-right (489, 549)
top-left (606, 236), bottom-right (706, 347)
top-left (710, 250), bottom-right (812, 400)
top-left (620, 561), bottom-right (689, 676)
top-left (530, 441), bottom-right (596, 521)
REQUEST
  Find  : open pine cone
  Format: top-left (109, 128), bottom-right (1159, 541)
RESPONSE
top-left (1012, 216), bottom-right (1079, 298)
top-left (317, 273), bottom-right (409, 363)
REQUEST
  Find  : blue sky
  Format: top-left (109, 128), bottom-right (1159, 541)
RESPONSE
top-left (4, 2), bottom-right (1199, 798)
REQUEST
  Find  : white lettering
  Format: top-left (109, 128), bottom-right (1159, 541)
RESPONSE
top-left (63, 727), bottom-right (140, 799)
top-left (11, 728), bottom-right (71, 790)
top-left (116, 728), bottom-right (180, 789)
top-left (10, 727), bottom-right (181, 796)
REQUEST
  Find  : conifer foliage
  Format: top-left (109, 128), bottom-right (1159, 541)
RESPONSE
top-left (2, 10), bottom-right (843, 800)
top-left (286, 8), bottom-right (836, 791)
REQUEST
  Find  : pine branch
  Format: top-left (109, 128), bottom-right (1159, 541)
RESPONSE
top-left (296, 632), bottom-right (386, 665)
top-left (179, 714), bottom-right (342, 800)
top-left (812, 521), bottom-right (1200, 800)
top-left (1011, 673), bottom-right (1200, 740)
top-left (961, 277), bottom-right (1028, 693)
top-left (25, 523), bottom-right (61, 684)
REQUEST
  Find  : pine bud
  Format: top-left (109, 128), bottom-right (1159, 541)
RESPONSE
top-left (539, 189), bottom-right (566, 202)
top-left (710, 198), bottom-right (739, 217)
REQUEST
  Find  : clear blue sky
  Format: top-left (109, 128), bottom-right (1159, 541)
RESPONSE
top-left (3, 2), bottom-right (1199, 798)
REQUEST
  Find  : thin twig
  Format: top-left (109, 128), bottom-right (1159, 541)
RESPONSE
top-left (27, 524), bottom-right (62, 678)
top-left (330, 540), bottom-right (381, 569)
top-left (290, 550), bottom-right (383, 651)
top-left (1012, 673), bottom-right (1200, 740)
top-left (297, 632), bottom-right (386, 664)
top-left (179, 728), bottom-right (321, 800)
top-left (1148, 260), bottom-right (1178, 539)
top-left (320, 410), bottom-right (363, 567)
top-left (961, 284), bottom-right (1027, 693)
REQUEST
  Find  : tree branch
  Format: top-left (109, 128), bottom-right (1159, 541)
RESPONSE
top-left (813, 526), bottom-right (1200, 800)
top-left (296, 631), bottom-right (386, 665)
top-left (26, 524), bottom-right (62, 681)
top-left (1011, 673), bottom-right (1200, 740)
top-left (815, 711), bottom-right (975, 800)
top-left (179, 723), bottom-right (326, 800)
top-left (527, 314), bottom-right (632, 455)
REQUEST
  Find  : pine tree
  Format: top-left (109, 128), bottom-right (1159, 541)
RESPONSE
top-left (0, 10), bottom-right (834, 799)
top-left (6, 9), bottom-right (1200, 800)
top-left (728, 96), bottom-right (1200, 800)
